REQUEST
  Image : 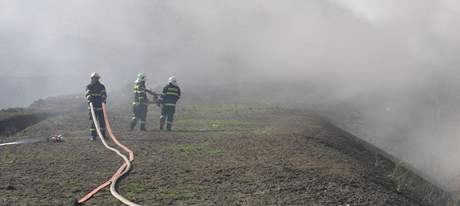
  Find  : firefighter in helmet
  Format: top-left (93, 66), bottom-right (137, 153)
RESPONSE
top-left (160, 76), bottom-right (181, 131)
top-left (130, 73), bottom-right (158, 131)
top-left (85, 72), bottom-right (107, 141)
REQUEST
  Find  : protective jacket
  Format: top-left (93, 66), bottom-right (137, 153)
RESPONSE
top-left (85, 81), bottom-right (107, 108)
top-left (85, 80), bottom-right (107, 139)
top-left (160, 83), bottom-right (180, 131)
top-left (133, 81), bottom-right (149, 105)
top-left (130, 81), bottom-right (150, 131)
top-left (161, 83), bottom-right (181, 106)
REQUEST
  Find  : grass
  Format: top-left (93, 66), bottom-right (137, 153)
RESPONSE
top-left (251, 127), bottom-right (274, 137)
top-left (174, 104), bottom-right (278, 131)
top-left (139, 103), bottom-right (282, 133)
top-left (0, 152), bottom-right (16, 164)
top-left (178, 104), bottom-right (281, 118)
top-left (159, 184), bottom-right (203, 200)
top-left (0, 108), bottom-right (36, 120)
top-left (124, 181), bottom-right (148, 200)
top-left (170, 143), bottom-right (224, 156)
top-left (174, 119), bottom-right (251, 131)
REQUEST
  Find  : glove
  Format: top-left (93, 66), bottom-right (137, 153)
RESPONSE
top-left (158, 95), bottom-right (164, 102)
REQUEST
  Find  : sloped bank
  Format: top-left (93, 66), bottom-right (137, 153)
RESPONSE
top-left (0, 95), bottom-right (86, 137)
top-left (0, 110), bottom-right (59, 136)
top-left (315, 116), bottom-right (459, 206)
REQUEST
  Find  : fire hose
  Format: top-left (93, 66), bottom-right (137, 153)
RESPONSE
top-left (0, 135), bottom-right (64, 147)
top-left (0, 138), bottom-right (48, 146)
top-left (77, 103), bottom-right (139, 206)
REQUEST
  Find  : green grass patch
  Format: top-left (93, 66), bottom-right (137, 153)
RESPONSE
top-left (155, 104), bottom-right (283, 133)
top-left (170, 143), bottom-right (224, 156)
top-left (0, 152), bottom-right (16, 164)
top-left (159, 184), bottom-right (202, 200)
top-left (174, 118), bottom-right (251, 131)
top-left (178, 104), bottom-right (282, 118)
top-left (251, 127), bottom-right (274, 137)
top-left (123, 181), bottom-right (148, 200)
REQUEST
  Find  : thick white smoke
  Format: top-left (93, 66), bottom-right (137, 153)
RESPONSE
top-left (1, 0), bottom-right (460, 191)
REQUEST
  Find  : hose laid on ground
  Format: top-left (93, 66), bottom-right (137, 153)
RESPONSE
top-left (77, 107), bottom-right (126, 204)
top-left (0, 135), bottom-right (63, 147)
top-left (102, 103), bottom-right (134, 163)
top-left (77, 103), bottom-right (139, 206)
top-left (102, 103), bottom-right (139, 206)
top-left (0, 138), bottom-right (48, 147)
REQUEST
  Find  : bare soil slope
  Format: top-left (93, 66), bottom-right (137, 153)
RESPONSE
top-left (0, 103), bottom-right (421, 206)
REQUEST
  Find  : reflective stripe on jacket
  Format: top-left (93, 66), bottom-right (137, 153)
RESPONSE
top-left (133, 82), bottom-right (149, 105)
top-left (162, 83), bottom-right (181, 105)
top-left (85, 81), bottom-right (107, 107)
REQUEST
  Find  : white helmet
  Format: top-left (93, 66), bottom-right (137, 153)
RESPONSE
top-left (168, 76), bottom-right (177, 86)
top-left (90, 72), bottom-right (101, 79)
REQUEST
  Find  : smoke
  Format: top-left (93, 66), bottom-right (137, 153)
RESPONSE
top-left (2, 0), bottom-right (460, 191)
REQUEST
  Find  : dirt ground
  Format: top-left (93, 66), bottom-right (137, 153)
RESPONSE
top-left (0, 102), bottom-right (422, 206)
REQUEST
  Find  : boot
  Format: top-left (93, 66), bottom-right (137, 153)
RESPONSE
top-left (140, 123), bottom-right (146, 131)
top-left (90, 129), bottom-right (97, 141)
top-left (130, 118), bottom-right (137, 130)
top-left (101, 129), bottom-right (106, 139)
top-left (160, 116), bottom-right (165, 130)
top-left (166, 123), bottom-right (172, 131)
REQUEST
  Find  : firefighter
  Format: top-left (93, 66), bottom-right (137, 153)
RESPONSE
top-left (85, 72), bottom-right (107, 141)
top-left (130, 73), bottom-right (153, 131)
top-left (160, 76), bottom-right (181, 131)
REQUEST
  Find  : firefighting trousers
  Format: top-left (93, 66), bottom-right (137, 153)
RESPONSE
top-left (160, 105), bottom-right (176, 130)
top-left (131, 104), bottom-right (148, 130)
top-left (89, 108), bottom-right (106, 138)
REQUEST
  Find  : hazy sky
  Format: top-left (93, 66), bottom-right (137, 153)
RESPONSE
top-left (2, 0), bottom-right (459, 83)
